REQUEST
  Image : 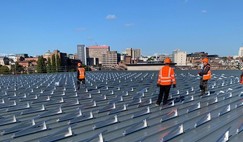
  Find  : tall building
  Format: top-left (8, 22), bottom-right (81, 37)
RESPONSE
top-left (87, 45), bottom-right (110, 64)
top-left (125, 48), bottom-right (132, 56)
top-left (87, 58), bottom-right (99, 66)
top-left (125, 48), bottom-right (141, 63)
top-left (238, 47), bottom-right (243, 57)
top-left (132, 49), bottom-right (141, 59)
top-left (77, 44), bottom-right (87, 65)
top-left (172, 49), bottom-right (187, 66)
top-left (102, 51), bottom-right (118, 67)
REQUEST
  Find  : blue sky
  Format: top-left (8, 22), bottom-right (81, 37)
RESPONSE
top-left (0, 0), bottom-right (243, 56)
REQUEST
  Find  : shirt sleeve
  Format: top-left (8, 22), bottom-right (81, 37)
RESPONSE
top-left (77, 68), bottom-right (79, 79)
top-left (199, 65), bottom-right (210, 76)
top-left (171, 68), bottom-right (176, 85)
top-left (157, 68), bottom-right (162, 84)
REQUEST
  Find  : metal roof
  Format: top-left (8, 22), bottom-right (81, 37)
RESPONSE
top-left (0, 70), bottom-right (242, 142)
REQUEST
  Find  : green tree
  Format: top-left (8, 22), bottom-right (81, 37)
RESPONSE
top-left (147, 57), bottom-right (154, 62)
top-left (0, 65), bottom-right (10, 74)
top-left (221, 57), bottom-right (228, 62)
top-left (47, 57), bottom-right (52, 73)
top-left (11, 62), bottom-right (24, 74)
top-left (51, 54), bottom-right (56, 72)
top-left (56, 54), bottom-right (61, 72)
top-left (236, 62), bottom-right (242, 70)
top-left (37, 56), bottom-right (46, 73)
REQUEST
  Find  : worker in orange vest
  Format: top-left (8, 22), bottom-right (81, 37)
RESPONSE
top-left (156, 57), bottom-right (176, 106)
top-left (77, 62), bottom-right (86, 90)
top-left (198, 58), bottom-right (211, 96)
top-left (240, 68), bottom-right (243, 84)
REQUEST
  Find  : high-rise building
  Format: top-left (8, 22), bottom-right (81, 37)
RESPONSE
top-left (125, 48), bottom-right (141, 61)
top-left (125, 48), bottom-right (132, 56)
top-left (238, 47), bottom-right (243, 57)
top-left (132, 49), bottom-right (141, 59)
top-left (77, 44), bottom-right (87, 65)
top-left (102, 51), bottom-right (118, 67)
top-left (172, 49), bottom-right (187, 66)
top-left (87, 45), bottom-right (110, 64)
top-left (87, 58), bottom-right (99, 66)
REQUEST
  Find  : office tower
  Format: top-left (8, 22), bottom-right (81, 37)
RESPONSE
top-left (77, 44), bottom-right (87, 65)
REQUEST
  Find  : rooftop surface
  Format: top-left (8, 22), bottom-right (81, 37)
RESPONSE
top-left (0, 70), bottom-right (242, 142)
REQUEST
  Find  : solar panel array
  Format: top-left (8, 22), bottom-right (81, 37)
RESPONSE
top-left (0, 70), bottom-right (242, 142)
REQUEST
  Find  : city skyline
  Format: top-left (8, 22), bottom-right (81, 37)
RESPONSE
top-left (0, 0), bottom-right (243, 56)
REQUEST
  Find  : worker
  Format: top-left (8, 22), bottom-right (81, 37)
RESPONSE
top-left (77, 62), bottom-right (86, 90)
top-left (156, 57), bottom-right (176, 106)
top-left (198, 58), bottom-right (211, 96)
top-left (240, 68), bottom-right (243, 84)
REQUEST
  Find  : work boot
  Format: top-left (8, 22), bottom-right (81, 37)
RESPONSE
top-left (200, 90), bottom-right (205, 96)
top-left (155, 102), bottom-right (160, 106)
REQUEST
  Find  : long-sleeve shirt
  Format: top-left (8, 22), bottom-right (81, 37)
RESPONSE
top-left (199, 64), bottom-right (210, 76)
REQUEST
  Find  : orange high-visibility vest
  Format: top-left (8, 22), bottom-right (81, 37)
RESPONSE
top-left (240, 75), bottom-right (243, 84)
top-left (157, 66), bottom-right (176, 85)
top-left (78, 68), bottom-right (85, 79)
top-left (203, 70), bottom-right (211, 80)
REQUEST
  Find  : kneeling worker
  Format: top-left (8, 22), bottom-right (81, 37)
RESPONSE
top-left (156, 57), bottom-right (176, 106)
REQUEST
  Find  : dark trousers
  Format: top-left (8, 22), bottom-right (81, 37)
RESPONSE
top-left (157, 85), bottom-right (171, 105)
top-left (77, 79), bottom-right (85, 89)
top-left (199, 79), bottom-right (208, 95)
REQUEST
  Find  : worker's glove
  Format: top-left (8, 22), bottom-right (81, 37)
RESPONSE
top-left (173, 84), bottom-right (176, 88)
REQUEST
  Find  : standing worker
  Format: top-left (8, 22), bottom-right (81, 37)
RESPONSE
top-left (198, 58), bottom-right (211, 96)
top-left (240, 68), bottom-right (243, 84)
top-left (156, 57), bottom-right (176, 106)
top-left (77, 62), bottom-right (86, 90)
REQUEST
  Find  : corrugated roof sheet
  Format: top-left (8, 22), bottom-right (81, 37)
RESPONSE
top-left (0, 70), bottom-right (242, 142)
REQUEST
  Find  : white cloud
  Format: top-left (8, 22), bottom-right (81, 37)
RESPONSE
top-left (124, 23), bottom-right (134, 27)
top-left (201, 10), bottom-right (207, 13)
top-left (106, 14), bottom-right (117, 20)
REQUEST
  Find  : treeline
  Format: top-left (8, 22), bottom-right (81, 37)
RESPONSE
top-left (0, 65), bottom-right (10, 74)
top-left (36, 55), bottom-right (91, 73)
top-left (36, 55), bottom-right (62, 73)
top-left (0, 63), bottom-right (24, 75)
top-left (0, 54), bottom-right (92, 75)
